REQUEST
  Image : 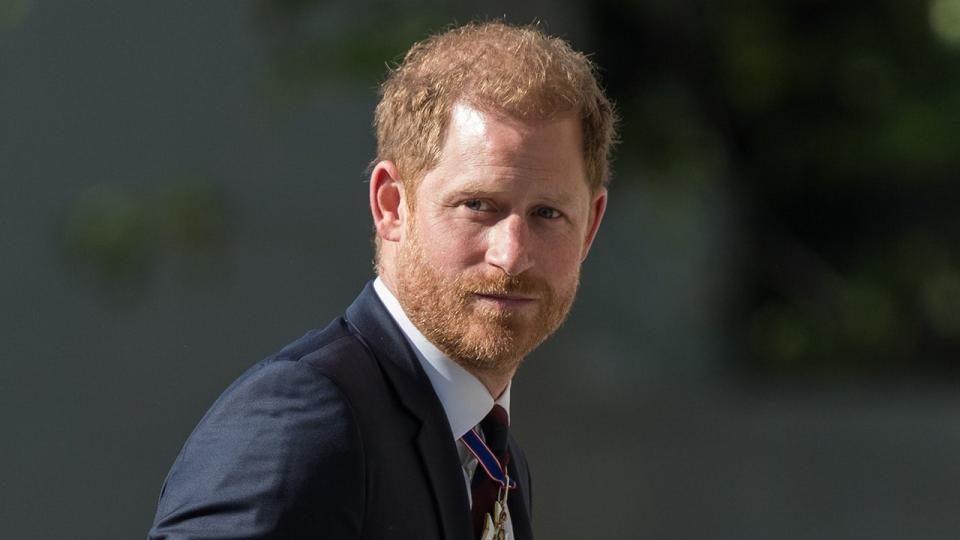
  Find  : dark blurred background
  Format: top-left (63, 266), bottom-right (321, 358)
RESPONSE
top-left (3, 0), bottom-right (960, 538)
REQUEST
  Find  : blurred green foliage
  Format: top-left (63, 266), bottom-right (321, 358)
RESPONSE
top-left (63, 180), bottom-right (230, 296)
top-left (0, 0), bottom-right (32, 29)
top-left (595, 0), bottom-right (960, 378)
top-left (254, 1), bottom-right (451, 101)
top-left (64, 185), bottom-right (152, 282)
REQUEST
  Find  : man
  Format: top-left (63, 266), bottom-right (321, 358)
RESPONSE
top-left (149, 20), bottom-right (615, 540)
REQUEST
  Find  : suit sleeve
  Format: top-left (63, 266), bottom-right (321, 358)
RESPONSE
top-left (148, 360), bottom-right (364, 539)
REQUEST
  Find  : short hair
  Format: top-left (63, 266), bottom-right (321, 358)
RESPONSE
top-left (374, 21), bottom-right (617, 195)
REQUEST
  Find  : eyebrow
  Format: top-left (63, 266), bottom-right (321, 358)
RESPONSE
top-left (451, 180), bottom-right (502, 196)
top-left (451, 181), bottom-right (576, 207)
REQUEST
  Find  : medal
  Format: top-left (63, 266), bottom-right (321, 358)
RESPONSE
top-left (480, 477), bottom-right (510, 540)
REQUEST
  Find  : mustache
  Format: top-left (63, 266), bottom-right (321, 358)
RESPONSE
top-left (458, 272), bottom-right (551, 297)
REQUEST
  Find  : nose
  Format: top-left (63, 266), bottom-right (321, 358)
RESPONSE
top-left (485, 214), bottom-right (533, 276)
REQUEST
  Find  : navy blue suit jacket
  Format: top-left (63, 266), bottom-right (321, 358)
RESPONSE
top-left (149, 282), bottom-right (533, 539)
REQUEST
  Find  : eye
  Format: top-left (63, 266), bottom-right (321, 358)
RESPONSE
top-left (463, 199), bottom-right (493, 212)
top-left (534, 206), bottom-right (562, 219)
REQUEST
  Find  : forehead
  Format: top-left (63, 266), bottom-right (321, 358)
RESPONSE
top-left (433, 103), bottom-right (587, 184)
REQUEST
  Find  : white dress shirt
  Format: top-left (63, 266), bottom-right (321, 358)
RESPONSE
top-left (373, 277), bottom-right (514, 538)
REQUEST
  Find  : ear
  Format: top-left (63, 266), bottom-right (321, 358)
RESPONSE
top-left (370, 160), bottom-right (406, 243)
top-left (580, 187), bottom-right (607, 261)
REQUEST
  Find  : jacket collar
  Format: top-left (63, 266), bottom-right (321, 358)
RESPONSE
top-left (344, 281), bottom-right (474, 539)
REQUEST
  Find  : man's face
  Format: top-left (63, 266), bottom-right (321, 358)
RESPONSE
top-left (394, 103), bottom-right (606, 377)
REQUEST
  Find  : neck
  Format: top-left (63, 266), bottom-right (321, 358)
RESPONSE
top-left (468, 367), bottom-right (513, 399)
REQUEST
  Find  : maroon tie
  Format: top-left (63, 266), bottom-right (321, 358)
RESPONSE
top-left (470, 405), bottom-right (510, 538)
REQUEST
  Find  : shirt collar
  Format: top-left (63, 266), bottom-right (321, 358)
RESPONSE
top-left (373, 277), bottom-right (511, 439)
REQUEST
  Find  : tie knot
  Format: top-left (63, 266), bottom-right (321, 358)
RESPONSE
top-left (480, 404), bottom-right (509, 457)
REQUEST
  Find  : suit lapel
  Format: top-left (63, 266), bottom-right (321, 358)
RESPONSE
top-left (345, 282), bottom-right (473, 539)
top-left (413, 412), bottom-right (473, 539)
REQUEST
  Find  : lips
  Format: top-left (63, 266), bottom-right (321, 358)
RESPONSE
top-left (476, 293), bottom-right (535, 300)
top-left (472, 292), bottom-right (538, 306)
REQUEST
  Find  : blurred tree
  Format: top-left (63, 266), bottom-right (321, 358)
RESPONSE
top-left (587, 0), bottom-right (960, 379)
top-left (0, 0), bottom-right (32, 29)
top-left (62, 179), bottom-right (230, 300)
top-left (253, 0), bottom-right (451, 101)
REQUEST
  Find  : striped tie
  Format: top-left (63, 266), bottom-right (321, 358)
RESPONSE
top-left (470, 405), bottom-right (510, 538)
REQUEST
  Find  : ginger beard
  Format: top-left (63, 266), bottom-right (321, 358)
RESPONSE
top-left (394, 215), bottom-right (579, 376)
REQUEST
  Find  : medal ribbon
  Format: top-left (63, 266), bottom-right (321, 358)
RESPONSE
top-left (461, 428), bottom-right (517, 490)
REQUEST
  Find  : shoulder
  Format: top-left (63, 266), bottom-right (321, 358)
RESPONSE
top-left (195, 317), bottom-right (371, 451)
top-left (150, 319), bottom-right (371, 538)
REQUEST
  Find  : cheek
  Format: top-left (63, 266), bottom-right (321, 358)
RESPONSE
top-left (543, 253), bottom-right (582, 282)
top-left (413, 218), bottom-right (485, 267)
top-left (533, 228), bottom-right (584, 264)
